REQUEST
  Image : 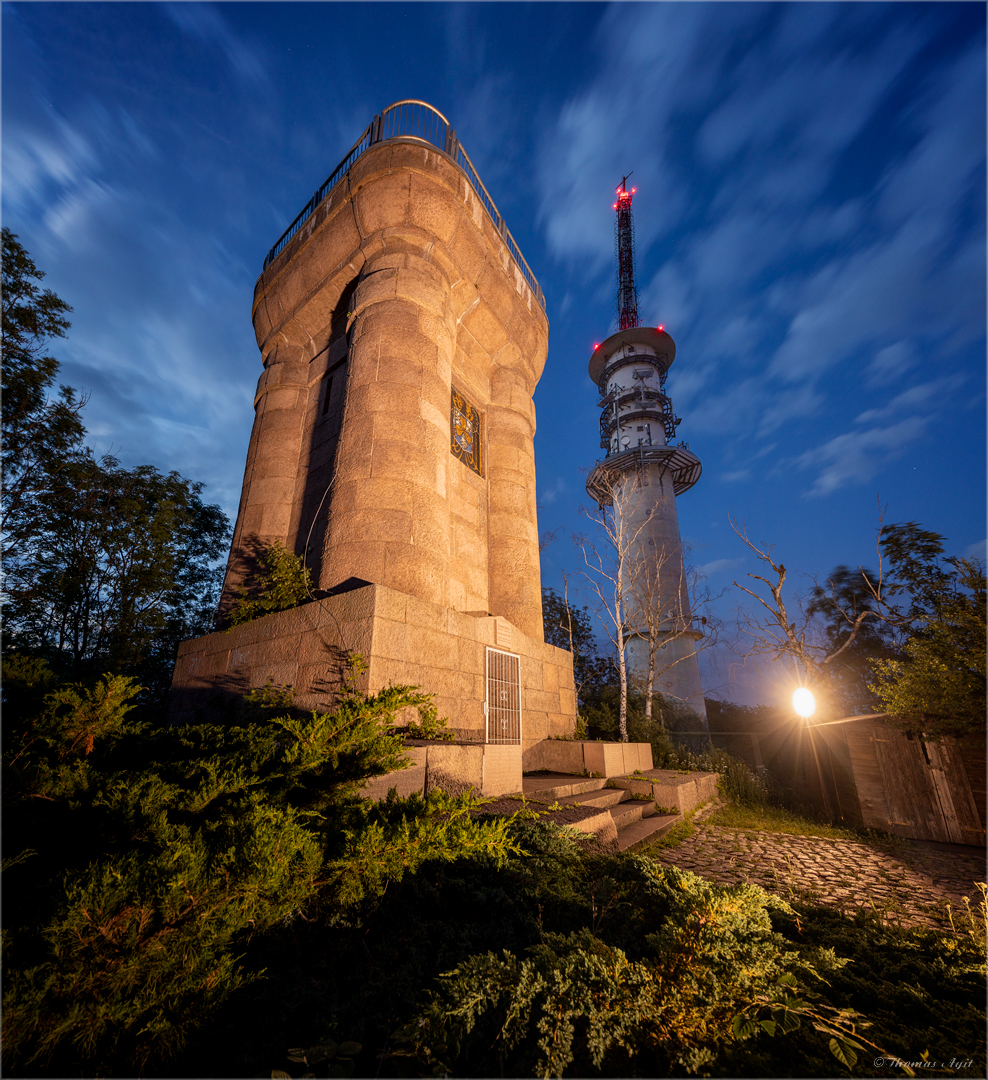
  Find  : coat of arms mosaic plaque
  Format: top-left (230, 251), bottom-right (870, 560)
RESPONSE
top-left (450, 386), bottom-right (482, 476)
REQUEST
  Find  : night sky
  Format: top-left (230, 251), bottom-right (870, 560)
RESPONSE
top-left (4, 2), bottom-right (985, 704)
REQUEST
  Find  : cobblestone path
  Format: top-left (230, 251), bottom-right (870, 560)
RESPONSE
top-left (649, 805), bottom-right (987, 932)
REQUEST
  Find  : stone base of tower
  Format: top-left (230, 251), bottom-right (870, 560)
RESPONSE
top-left (168, 583), bottom-right (579, 793)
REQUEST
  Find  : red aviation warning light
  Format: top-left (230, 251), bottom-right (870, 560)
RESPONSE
top-left (614, 174), bottom-right (639, 330)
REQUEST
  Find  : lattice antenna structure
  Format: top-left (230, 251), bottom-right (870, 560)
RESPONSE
top-left (614, 175), bottom-right (639, 331)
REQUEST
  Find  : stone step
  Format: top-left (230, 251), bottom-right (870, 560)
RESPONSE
top-left (609, 799), bottom-right (657, 828)
top-left (515, 768), bottom-right (717, 855)
top-left (521, 773), bottom-right (608, 803)
top-left (617, 813), bottom-right (681, 852)
top-left (607, 769), bottom-right (719, 814)
top-left (552, 787), bottom-right (630, 810)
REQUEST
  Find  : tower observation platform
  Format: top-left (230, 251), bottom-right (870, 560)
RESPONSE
top-left (585, 180), bottom-right (707, 723)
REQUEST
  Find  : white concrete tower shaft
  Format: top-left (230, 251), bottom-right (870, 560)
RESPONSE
top-left (586, 325), bottom-right (708, 723)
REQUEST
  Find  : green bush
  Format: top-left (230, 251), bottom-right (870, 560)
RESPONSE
top-left (226, 540), bottom-right (312, 627)
top-left (1, 665), bottom-right (518, 1077)
top-left (406, 864), bottom-right (809, 1078)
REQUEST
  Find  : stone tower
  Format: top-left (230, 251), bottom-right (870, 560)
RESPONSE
top-left (585, 180), bottom-right (707, 722)
top-left (170, 101), bottom-right (581, 790)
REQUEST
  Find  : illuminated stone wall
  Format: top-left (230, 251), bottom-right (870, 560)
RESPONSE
top-left (222, 139), bottom-right (548, 642)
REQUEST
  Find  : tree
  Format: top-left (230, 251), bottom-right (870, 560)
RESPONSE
top-left (870, 554), bottom-right (985, 739)
top-left (624, 539), bottom-right (720, 726)
top-left (1, 228), bottom-right (86, 564)
top-left (4, 454), bottom-right (229, 691)
top-left (575, 475), bottom-right (659, 741)
top-left (805, 565), bottom-right (898, 713)
top-left (730, 514), bottom-right (986, 735)
top-left (729, 515), bottom-right (900, 716)
top-left (542, 576), bottom-right (612, 711)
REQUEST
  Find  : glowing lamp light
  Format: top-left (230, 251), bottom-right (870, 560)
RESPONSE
top-left (792, 688), bottom-right (816, 718)
top-left (658, 325), bottom-right (664, 331)
top-left (593, 343), bottom-right (600, 350)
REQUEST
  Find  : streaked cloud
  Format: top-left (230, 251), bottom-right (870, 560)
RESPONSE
top-left (162, 2), bottom-right (267, 86)
top-left (697, 557), bottom-right (745, 578)
top-left (794, 417), bottom-right (931, 498)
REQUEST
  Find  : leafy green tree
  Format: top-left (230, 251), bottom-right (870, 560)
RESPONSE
top-left (5, 453), bottom-right (229, 692)
top-left (871, 557), bottom-right (985, 738)
top-left (806, 565), bottom-right (899, 713)
top-left (226, 540), bottom-right (313, 627)
top-left (879, 521), bottom-right (959, 622)
top-left (1, 228), bottom-right (85, 565)
top-left (541, 584), bottom-right (612, 710)
top-left (1, 665), bottom-right (519, 1077)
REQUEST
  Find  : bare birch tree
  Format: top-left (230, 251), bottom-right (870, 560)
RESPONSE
top-left (575, 475), bottom-right (657, 742)
top-left (624, 540), bottom-right (721, 725)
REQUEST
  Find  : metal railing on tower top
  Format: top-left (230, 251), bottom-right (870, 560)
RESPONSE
top-left (262, 100), bottom-right (545, 309)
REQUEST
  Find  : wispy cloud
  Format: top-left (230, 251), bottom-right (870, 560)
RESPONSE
top-left (162, 3), bottom-right (267, 86)
top-left (866, 341), bottom-right (917, 387)
top-left (855, 375), bottom-right (965, 426)
top-left (697, 557), bottom-right (745, 578)
top-left (794, 417), bottom-right (931, 498)
top-left (538, 477), bottom-right (567, 506)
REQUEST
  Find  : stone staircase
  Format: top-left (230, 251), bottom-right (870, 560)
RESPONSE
top-left (519, 769), bottom-right (720, 853)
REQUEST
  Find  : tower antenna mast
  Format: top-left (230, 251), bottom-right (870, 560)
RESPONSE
top-left (614, 174), bottom-right (639, 330)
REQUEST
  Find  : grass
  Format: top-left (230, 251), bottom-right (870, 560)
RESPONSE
top-left (705, 801), bottom-right (912, 846)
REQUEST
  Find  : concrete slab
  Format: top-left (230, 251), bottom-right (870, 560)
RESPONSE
top-left (522, 774), bottom-right (607, 801)
top-left (609, 800), bottom-right (656, 827)
top-left (362, 765), bottom-right (426, 801)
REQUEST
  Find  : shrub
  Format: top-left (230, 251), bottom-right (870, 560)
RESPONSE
top-left (1, 665), bottom-right (518, 1076)
top-left (226, 541), bottom-right (312, 627)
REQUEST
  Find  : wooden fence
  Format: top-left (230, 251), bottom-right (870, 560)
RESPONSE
top-left (683, 719), bottom-right (986, 847)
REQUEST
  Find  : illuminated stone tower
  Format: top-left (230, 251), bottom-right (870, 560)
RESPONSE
top-left (170, 101), bottom-right (582, 788)
top-left (586, 180), bottom-right (707, 722)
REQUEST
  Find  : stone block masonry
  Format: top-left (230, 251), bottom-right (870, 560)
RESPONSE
top-left (170, 583), bottom-right (576, 772)
top-left (170, 107), bottom-right (579, 799)
top-left (222, 136), bottom-right (548, 644)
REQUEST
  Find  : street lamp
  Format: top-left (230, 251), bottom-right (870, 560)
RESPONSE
top-left (792, 687), bottom-right (816, 718)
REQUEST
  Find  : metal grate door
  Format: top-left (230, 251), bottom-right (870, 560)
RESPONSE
top-left (485, 647), bottom-right (522, 745)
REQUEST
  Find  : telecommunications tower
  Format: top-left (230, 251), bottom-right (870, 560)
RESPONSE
top-left (586, 178), bottom-right (707, 722)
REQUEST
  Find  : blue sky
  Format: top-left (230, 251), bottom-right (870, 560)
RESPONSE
top-left (4, 2), bottom-right (985, 703)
